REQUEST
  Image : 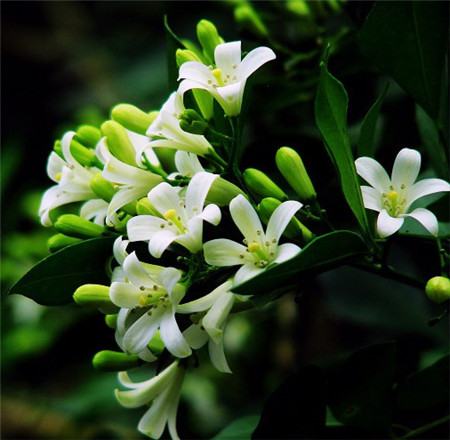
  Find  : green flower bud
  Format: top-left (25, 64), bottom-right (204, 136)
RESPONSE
top-left (54, 214), bottom-right (106, 238)
top-left (105, 314), bottom-right (118, 329)
top-left (193, 89), bottom-right (214, 120)
top-left (148, 330), bottom-right (165, 356)
top-left (90, 172), bottom-right (116, 202)
top-left (196, 19), bottom-right (224, 64)
top-left (425, 276), bottom-right (450, 304)
top-left (47, 233), bottom-right (82, 253)
top-left (73, 284), bottom-right (117, 313)
top-left (111, 104), bottom-right (155, 135)
top-left (92, 350), bottom-right (140, 372)
top-left (176, 49), bottom-right (202, 67)
top-left (207, 177), bottom-right (245, 206)
top-left (276, 147), bottom-right (316, 201)
top-left (70, 138), bottom-right (99, 167)
top-left (53, 139), bottom-right (63, 157)
top-left (136, 197), bottom-right (160, 216)
top-left (286, 0), bottom-right (311, 17)
top-left (234, 3), bottom-right (268, 37)
top-left (154, 147), bottom-right (176, 173)
top-left (75, 125), bottom-right (101, 148)
top-left (179, 109), bottom-right (209, 135)
top-left (101, 120), bottom-right (136, 166)
top-left (243, 168), bottom-right (287, 201)
top-left (258, 197), bottom-right (314, 242)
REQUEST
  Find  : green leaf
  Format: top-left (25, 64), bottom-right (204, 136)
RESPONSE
top-left (357, 83), bottom-right (389, 157)
top-left (232, 231), bottom-right (367, 295)
top-left (359, 1), bottom-right (449, 119)
top-left (9, 236), bottom-right (116, 306)
top-left (328, 342), bottom-right (396, 433)
top-left (212, 415), bottom-right (259, 440)
top-left (314, 58), bottom-right (370, 240)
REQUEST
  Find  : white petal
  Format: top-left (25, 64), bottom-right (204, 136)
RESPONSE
top-left (265, 200), bottom-right (302, 245)
top-left (216, 82), bottom-right (244, 116)
top-left (238, 46), bottom-right (276, 80)
top-left (138, 348), bottom-right (157, 363)
top-left (376, 209), bottom-right (404, 238)
top-left (109, 282), bottom-right (142, 308)
top-left (203, 239), bottom-right (248, 267)
top-left (209, 338), bottom-right (232, 374)
top-left (103, 154), bottom-right (161, 186)
top-left (61, 131), bottom-right (92, 180)
top-left (178, 61), bottom-right (215, 84)
top-left (148, 182), bottom-right (182, 216)
top-left (215, 41), bottom-right (241, 73)
top-left (159, 312), bottom-right (192, 358)
top-left (127, 215), bottom-right (166, 242)
top-left (177, 79), bottom-right (218, 112)
top-left (183, 324), bottom-right (208, 349)
top-left (107, 186), bottom-right (149, 221)
top-left (123, 252), bottom-right (153, 288)
top-left (234, 264), bottom-right (264, 285)
top-left (361, 185), bottom-right (383, 211)
top-left (185, 172), bottom-right (218, 217)
top-left (138, 388), bottom-right (171, 439)
top-left (404, 208), bottom-right (439, 236)
top-left (174, 151), bottom-right (204, 176)
top-left (113, 236), bottom-right (129, 265)
top-left (159, 267), bottom-right (182, 298)
top-left (149, 230), bottom-right (177, 258)
top-left (80, 199), bottom-right (108, 225)
top-left (355, 157), bottom-right (391, 192)
top-left (202, 291), bottom-right (234, 344)
top-left (47, 152), bottom-right (65, 182)
top-left (177, 217), bottom-right (203, 253)
top-left (200, 204), bottom-right (221, 225)
top-left (391, 148), bottom-right (421, 189)
top-left (229, 195), bottom-right (265, 245)
top-left (406, 178), bottom-right (450, 207)
top-left (273, 243), bottom-right (301, 264)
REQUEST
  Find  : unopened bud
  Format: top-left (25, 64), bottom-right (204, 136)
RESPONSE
top-left (243, 168), bottom-right (287, 201)
top-left (148, 331), bottom-right (165, 356)
top-left (136, 197), bottom-right (160, 216)
top-left (176, 49), bottom-right (202, 66)
top-left (105, 314), bottom-right (118, 329)
top-left (207, 177), bottom-right (245, 206)
top-left (54, 214), bottom-right (106, 238)
top-left (193, 89), bottom-right (214, 120)
top-left (90, 173), bottom-right (116, 202)
top-left (179, 109), bottom-right (208, 135)
top-left (425, 276), bottom-right (450, 304)
top-left (73, 284), bottom-right (117, 313)
top-left (234, 3), bottom-right (268, 37)
top-left (276, 147), bottom-right (316, 201)
top-left (101, 120), bottom-right (136, 166)
top-left (47, 233), bottom-right (82, 253)
top-left (259, 197), bottom-right (314, 242)
top-left (75, 125), bottom-right (101, 148)
top-left (196, 19), bottom-right (224, 64)
top-left (111, 104), bottom-right (155, 135)
top-left (53, 139), bottom-right (63, 157)
top-left (286, 0), bottom-right (311, 17)
top-left (154, 147), bottom-right (176, 173)
top-left (70, 138), bottom-right (100, 167)
top-left (92, 350), bottom-right (140, 372)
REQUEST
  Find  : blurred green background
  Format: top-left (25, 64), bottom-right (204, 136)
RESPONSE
top-left (2, 1), bottom-right (448, 439)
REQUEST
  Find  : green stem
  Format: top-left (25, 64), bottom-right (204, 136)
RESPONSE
top-left (400, 414), bottom-right (450, 439)
top-left (435, 237), bottom-right (447, 275)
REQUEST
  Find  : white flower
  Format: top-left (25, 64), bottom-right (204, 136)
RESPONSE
top-left (97, 135), bottom-right (163, 225)
top-left (115, 360), bottom-right (184, 440)
top-left (178, 41), bottom-right (276, 116)
top-left (203, 195), bottom-right (302, 285)
top-left (111, 252), bottom-right (191, 359)
top-left (147, 92), bottom-right (215, 157)
top-left (39, 131), bottom-right (102, 226)
top-left (168, 150), bottom-right (205, 180)
top-left (177, 280), bottom-right (235, 373)
top-left (355, 148), bottom-right (450, 238)
top-left (127, 172), bottom-right (221, 257)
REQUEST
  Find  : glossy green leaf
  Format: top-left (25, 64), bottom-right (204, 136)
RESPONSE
top-left (315, 59), bottom-right (370, 240)
top-left (232, 231), bottom-right (367, 295)
top-left (358, 83), bottom-right (389, 157)
top-left (359, 1), bottom-right (449, 119)
top-left (9, 236), bottom-right (116, 306)
top-left (212, 415), bottom-right (259, 440)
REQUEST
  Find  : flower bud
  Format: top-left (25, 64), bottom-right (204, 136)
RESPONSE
top-left (101, 120), bottom-right (136, 166)
top-left (193, 89), bottom-right (214, 120)
top-left (425, 276), bottom-right (450, 304)
top-left (207, 177), bottom-right (245, 206)
top-left (136, 197), bottom-right (160, 216)
top-left (276, 147), bottom-right (316, 201)
top-left (73, 284), bottom-right (118, 313)
top-left (243, 168), bottom-right (287, 201)
top-left (196, 19), bottom-right (224, 64)
top-left (54, 214), bottom-right (106, 238)
top-left (71, 138), bottom-right (103, 168)
top-left (90, 172), bottom-right (116, 202)
top-left (176, 49), bottom-right (202, 66)
top-left (53, 139), bottom-right (63, 157)
top-left (92, 350), bottom-right (140, 372)
top-left (148, 330), bottom-right (165, 356)
top-left (286, 0), bottom-right (311, 17)
top-left (47, 233), bottom-right (82, 253)
top-left (111, 104), bottom-right (155, 135)
top-left (179, 109), bottom-right (208, 135)
top-left (75, 125), bottom-right (101, 148)
top-left (234, 3), bottom-right (268, 37)
top-left (105, 314), bottom-right (118, 329)
top-left (258, 197), bottom-right (314, 242)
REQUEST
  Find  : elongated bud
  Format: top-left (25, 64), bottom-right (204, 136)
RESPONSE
top-left (71, 138), bottom-right (102, 168)
top-left (207, 177), bottom-right (245, 206)
top-left (105, 314), bottom-right (118, 329)
top-left (193, 89), bottom-right (214, 120)
top-left (47, 233), bottom-right (82, 253)
top-left (276, 147), bottom-right (316, 201)
top-left (73, 284), bottom-right (117, 313)
top-left (54, 214), bottom-right (106, 238)
top-left (53, 139), bottom-right (63, 157)
top-left (196, 19), bottom-right (223, 64)
top-left (176, 49), bottom-right (202, 66)
top-left (101, 120), bottom-right (136, 166)
top-left (148, 331), bottom-right (165, 356)
top-left (75, 125), bottom-right (101, 148)
top-left (154, 147), bottom-right (176, 173)
top-left (425, 276), bottom-right (450, 304)
top-left (259, 197), bottom-right (314, 242)
top-left (136, 197), bottom-right (160, 216)
top-left (111, 104), bottom-right (155, 135)
top-left (286, 0), bottom-right (311, 17)
top-left (243, 168), bottom-right (287, 201)
top-left (92, 350), bottom-right (140, 372)
top-left (90, 173), bottom-right (116, 202)
top-left (179, 109), bottom-right (208, 135)
top-left (234, 3), bottom-right (268, 37)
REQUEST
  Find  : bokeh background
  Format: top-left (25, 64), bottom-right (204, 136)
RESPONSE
top-left (2, 1), bottom-right (448, 439)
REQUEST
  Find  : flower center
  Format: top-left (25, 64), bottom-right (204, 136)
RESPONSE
top-left (211, 68), bottom-right (225, 86)
top-left (382, 190), bottom-right (406, 216)
top-left (247, 241), bottom-right (273, 268)
top-left (138, 288), bottom-right (167, 307)
top-left (163, 209), bottom-right (186, 233)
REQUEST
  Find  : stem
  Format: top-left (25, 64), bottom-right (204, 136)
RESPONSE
top-left (353, 263), bottom-right (424, 289)
top-left (435, 237), bottom-right (447, 275)
top-left (400, 414), bottom-right (450, 439)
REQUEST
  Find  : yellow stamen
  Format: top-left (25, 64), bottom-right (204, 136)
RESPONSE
top-left (248, 242), bottom-right (260, 253)
top-left (163, 209), bottom-right (185, 232)
top-left (55, 172), bottom-right (62, 182)
top-left (211, 68), bottom-right (224, 86)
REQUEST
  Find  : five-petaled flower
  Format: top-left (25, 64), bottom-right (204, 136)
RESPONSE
top-left (356, 148), bottom-right (450, 238)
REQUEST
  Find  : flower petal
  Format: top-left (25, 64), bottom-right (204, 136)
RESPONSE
top-left (200, 204), bottom-right (221, 225)
top-left (265, 200), bottom-right (302, 245)
top-left (109, 282), bottom-right (142, 308)
top-left (391, 148), bottom-right (421, 189)
top-left (214, 41), bottom-right (242, 75)
top-left (229, 195), bottom-right (264, 245)
top-left (138, 388), bottom-right (171, 439)
top-left (183, 324), bottom-right (208, 349)
top-left (174, 151), bottom-right (204, 176)
top-left (407, 178), bottom-right (450, 207)
top-left (107, 186), bottom-right (150, 223)
top-left (123, 252), bottom-right (154, 288)
top-left (149, 230), bottom-right (177, 258)
top-left (203, 239), bottom-right (248, 267)
top-left (209, 338), bottom-right (232, 374)
top-left (178, 61), bottom-right (216, 84)
top-left (127, 215), bottom-right (166, 242)
top-left (355, 157), bottom-right (391, 192)
top-left (376, 209), bottom-right (404, 238)
top-left (361, 185), bottom-right (383, 211)
top-left (103, 154), bottom-right (161, 186)
top-left (404, 208), bottom-right (438, 236)
top-left (159, 312), bottom-right (192, 358)
top-left (185, 172), bottom-right (218, 217)
top-left (80, 199), bottom-right (108, 225)
top-left (202, 291), bottom-right (234, 344)
top-left (234, 263), bottom-right (264, 286)
top-left (46, 152), bottom-right (65, 182)
top-left (238, 46), bottom-right (276, 80)
top-left (273, 243), bottom-right (301, 264)
top-left (148, 182), bottom-right (182, 216)
top-left (113, 236), bottom-right (129, 265)
top-left (159, 267), bottom-right (182, 297)
top-left (216, 82), bottom-right (243, 116)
